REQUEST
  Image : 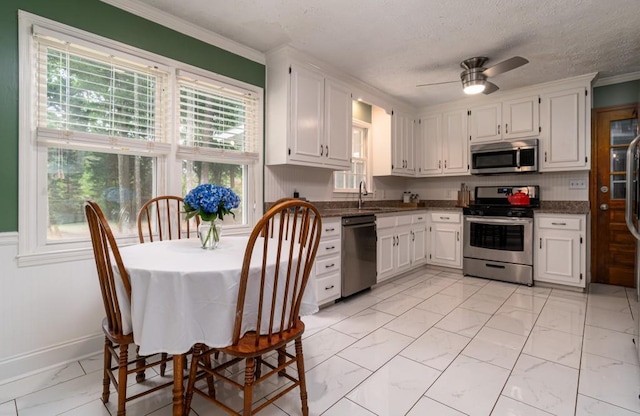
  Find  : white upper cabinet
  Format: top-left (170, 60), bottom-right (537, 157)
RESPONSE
top-left (266, 49), bottom-right (352, 170)
top-left (417, 109), bottom-right (468, 176)
top-left (470, 95), bottom-right (539, 143)
top-left (539, 87), bottom-right (588, 171)
top-left (372, 107), bottom-right (416, 177)
top-left (442, 109), bottom-right (469, 174)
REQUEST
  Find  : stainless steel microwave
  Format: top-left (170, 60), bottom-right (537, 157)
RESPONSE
top-left (470, 138), bottom-right (538, 175)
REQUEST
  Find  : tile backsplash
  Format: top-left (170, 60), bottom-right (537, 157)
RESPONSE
top-left (265, 165), bottom-right (589, 202)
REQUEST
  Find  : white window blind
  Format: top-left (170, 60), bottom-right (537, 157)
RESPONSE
top-left (34, 32), bottom-right (169, 152)
top-left (177, 71), bottom-right (259, 162)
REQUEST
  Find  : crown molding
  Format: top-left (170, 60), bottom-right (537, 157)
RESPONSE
top-left (594, 71), bottom-right (640, 87)
top-left (99, 0), bottom-right (265, 64)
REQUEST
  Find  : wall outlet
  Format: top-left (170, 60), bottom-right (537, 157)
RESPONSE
top-left (569, 179), bottom-right (587, 189)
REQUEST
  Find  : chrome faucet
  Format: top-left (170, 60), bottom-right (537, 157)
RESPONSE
top-left (358, 180), bottom-right (368, 209)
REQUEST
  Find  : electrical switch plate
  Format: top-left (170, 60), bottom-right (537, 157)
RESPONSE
top-left (569, 179), bottom-right (587, 189)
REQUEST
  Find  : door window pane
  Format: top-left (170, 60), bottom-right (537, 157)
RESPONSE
top-left (611, 174), bottom-right (626, 200)
top-left (611, 119), bottom-right (638, 145)
top-left (611, 148), bottom-right (627, 172)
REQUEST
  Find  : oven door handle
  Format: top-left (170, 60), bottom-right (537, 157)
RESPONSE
top-left (465, 217), bottom-right (532, 224)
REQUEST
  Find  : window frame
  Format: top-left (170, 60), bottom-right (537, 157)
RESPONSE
top-left (18, 11), bottom-right (263, 266)
top-left (333, 119), bottom-right (373, 194)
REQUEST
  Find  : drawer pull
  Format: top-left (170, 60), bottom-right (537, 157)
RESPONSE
top-left (440, 216), bottom-right (450, 220)
top-left (325, 285), bottom-right (335, 290)
top-left (326, 246), bottom-right (335, 250)
top-left (417, 217), bottom-right (423, 220)
top-left (551, 222), bottom-right (567, 226)
top-left (325, 263), bottom-right (335, 268)
top-left (325, 227), bottom-right (335, 232)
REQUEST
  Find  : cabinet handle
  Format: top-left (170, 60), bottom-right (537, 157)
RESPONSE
top-left (444, 160), bottom-right (447, 169)
top-left (325, 263), bottom-right (335, 269)
top-left (326, 145), bottom-right (329, 157)
top-left (456, 231), bottom-right (459, 241)
top-left (551, 222), bottom-right (567, 226)
top-left (540, 238), bottom-right (542, 249)
top-left (505, 123), bottom-right (509, 134)
top-left (545, 151), bottom-right (548, 162)
top-left (438, 160), bottom-right (441, 169)
top-left (412, 231), bottom-right (415, 241)
top-left (497, 124), bottom-right (501, 135)
top-left (325, 227), bottom-right (335, 232)
top-left (320, 144), bottom-right (324, 156)
top-left (325, 285), bottom-right (335, 290)
top-left (440, 216), bottom-right (450, 220)
top-left (326, 246), bottom-right (335, 250)
top-left (417, 217), bottom-right (423, 220)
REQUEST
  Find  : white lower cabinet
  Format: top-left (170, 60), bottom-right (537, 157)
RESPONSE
top-left (376, 211), bottom-right (429, 283)
top-left (534, 214), bottom-right (586, 288)
top-left (315, 218), bottom-right (342, 305)
top-left (427, 211), bottom-right (462, 269)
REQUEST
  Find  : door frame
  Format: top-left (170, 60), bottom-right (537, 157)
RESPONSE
top-left (590, 103), bottom-right (639, 284)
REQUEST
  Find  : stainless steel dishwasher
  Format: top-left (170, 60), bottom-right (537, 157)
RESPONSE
top-left (342, 215), bottom-right (377, 297)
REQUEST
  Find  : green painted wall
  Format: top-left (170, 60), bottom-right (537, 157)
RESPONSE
top-left (0, 0), bottom-right (265, 232)
top-left (353, 101), bottom-right (372, 123)
top-left (593, 80), bottom-right (640, 108)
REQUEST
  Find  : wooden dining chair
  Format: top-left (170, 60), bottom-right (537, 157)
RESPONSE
top-left (84, 201), bottom-right (173, 416)
top-left (184, 199), bottom-right (322, 416)
top-left (137, 195), bottom-right (197, 243)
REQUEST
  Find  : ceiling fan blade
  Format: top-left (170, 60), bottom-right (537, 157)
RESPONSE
top-left (482, 81), bottom-right (500, 95)
top-left (482, 56), bottom-right (529, 78)
top-left (416, 80), bottom-right (459, 87)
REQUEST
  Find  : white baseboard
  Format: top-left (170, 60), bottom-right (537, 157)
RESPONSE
top-left (0, 334), bottom-right (103, 385)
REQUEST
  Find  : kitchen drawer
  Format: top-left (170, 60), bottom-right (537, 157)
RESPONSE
top-left (317, 239), bottom-right (340, 258)
top-left (396, 214), bottom-right (412, 226)
top-left (321, 220), bottom-right (341, 239)
top-left (316, 273), bottom-right (340, 303)
top-left (430, 212), bottom-right (461, 223)
top-left (376, 216), bottom-right (396, 229)
top-left (316, 256), bottom-right (340, 277)
top-left (537, 217), bottom-right (581, 231)
top-left (412, 212), bottom-right (427, 224)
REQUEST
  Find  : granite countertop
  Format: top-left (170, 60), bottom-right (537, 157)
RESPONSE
top-left (266, 200), bottom-right (589, 217)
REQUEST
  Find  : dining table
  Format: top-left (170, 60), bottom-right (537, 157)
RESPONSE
top-left (116, 235), bottom-right (319, 416)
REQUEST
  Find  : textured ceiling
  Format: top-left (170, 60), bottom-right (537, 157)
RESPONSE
top-left (137, 0), bottom-right (640, 108)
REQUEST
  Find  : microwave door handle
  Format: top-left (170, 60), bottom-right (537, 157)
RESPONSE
top-left (516, 149), bottom-right (521, 168)
top-left (626, 134), bottom-right (640, 240)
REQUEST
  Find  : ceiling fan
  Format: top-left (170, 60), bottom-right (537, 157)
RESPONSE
top-left (417, 56), bottom-right (529, 95)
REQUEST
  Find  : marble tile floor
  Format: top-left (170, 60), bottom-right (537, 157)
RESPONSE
top-left (2, 266), bottom-right (640, 415)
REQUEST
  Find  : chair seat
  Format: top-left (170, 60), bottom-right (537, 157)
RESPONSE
top-left (221, 321), bottom-right (305, 357)
top-left (102, 318), bottom-right (134, 346)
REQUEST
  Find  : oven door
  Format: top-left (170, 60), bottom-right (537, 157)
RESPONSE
top-left (463, 216), bottom-right (533, 265)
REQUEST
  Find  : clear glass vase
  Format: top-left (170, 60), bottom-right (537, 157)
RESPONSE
top-left (198, 220), bottom-right (220, 249)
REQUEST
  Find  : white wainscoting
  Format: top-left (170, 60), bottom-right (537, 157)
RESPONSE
top-left (0, 233), bottom-right (104, 384)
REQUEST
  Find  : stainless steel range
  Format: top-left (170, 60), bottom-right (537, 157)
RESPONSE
top-left (463, 185), bottom-right (540, 286)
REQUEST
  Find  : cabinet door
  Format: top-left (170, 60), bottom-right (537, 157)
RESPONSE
top-left (536, 229), bottom-right (582, 286)
top-left (396, 224), bottom-right (412, 273)
top-left (419, 114), bottom-right (442, 175)
top-left (429, 222), bottom-right (461, 268)
top-left (324, 78), bottom-right (352, 169)
top-left (411, 225), bottom-right (427, 265)
top-left (540, 88), bottom-right (587, 170)
top-left (503, 95), bottom-right (539, 140)
top-left (391, 112), bottom-right (405, 174)
top-left (377, 226), bottom-right (396, 282)
top-left (442, 109), bottom-right (469, 174)
top-left (470, 103), bottom-right (501, 143)
top-left (404, 116), bottom-right (415, 174)
top-left (289, 65), bottom-right (324, 163)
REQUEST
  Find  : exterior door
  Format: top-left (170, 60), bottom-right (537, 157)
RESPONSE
top-left (592, 104), bottom-right (639, 286)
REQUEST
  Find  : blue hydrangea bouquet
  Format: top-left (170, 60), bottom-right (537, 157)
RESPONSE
top-left (184, 184), bottom-right (240, 248)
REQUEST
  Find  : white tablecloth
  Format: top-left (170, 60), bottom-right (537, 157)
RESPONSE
top-left (116, 236), bottom-right (318, 355)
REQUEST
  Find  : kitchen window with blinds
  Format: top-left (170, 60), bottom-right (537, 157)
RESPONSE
top-left (18, 12), bottom-right (263, 264)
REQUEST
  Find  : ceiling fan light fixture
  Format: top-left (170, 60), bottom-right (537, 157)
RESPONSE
top-left (463, 80), bottom-right (486, 94)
